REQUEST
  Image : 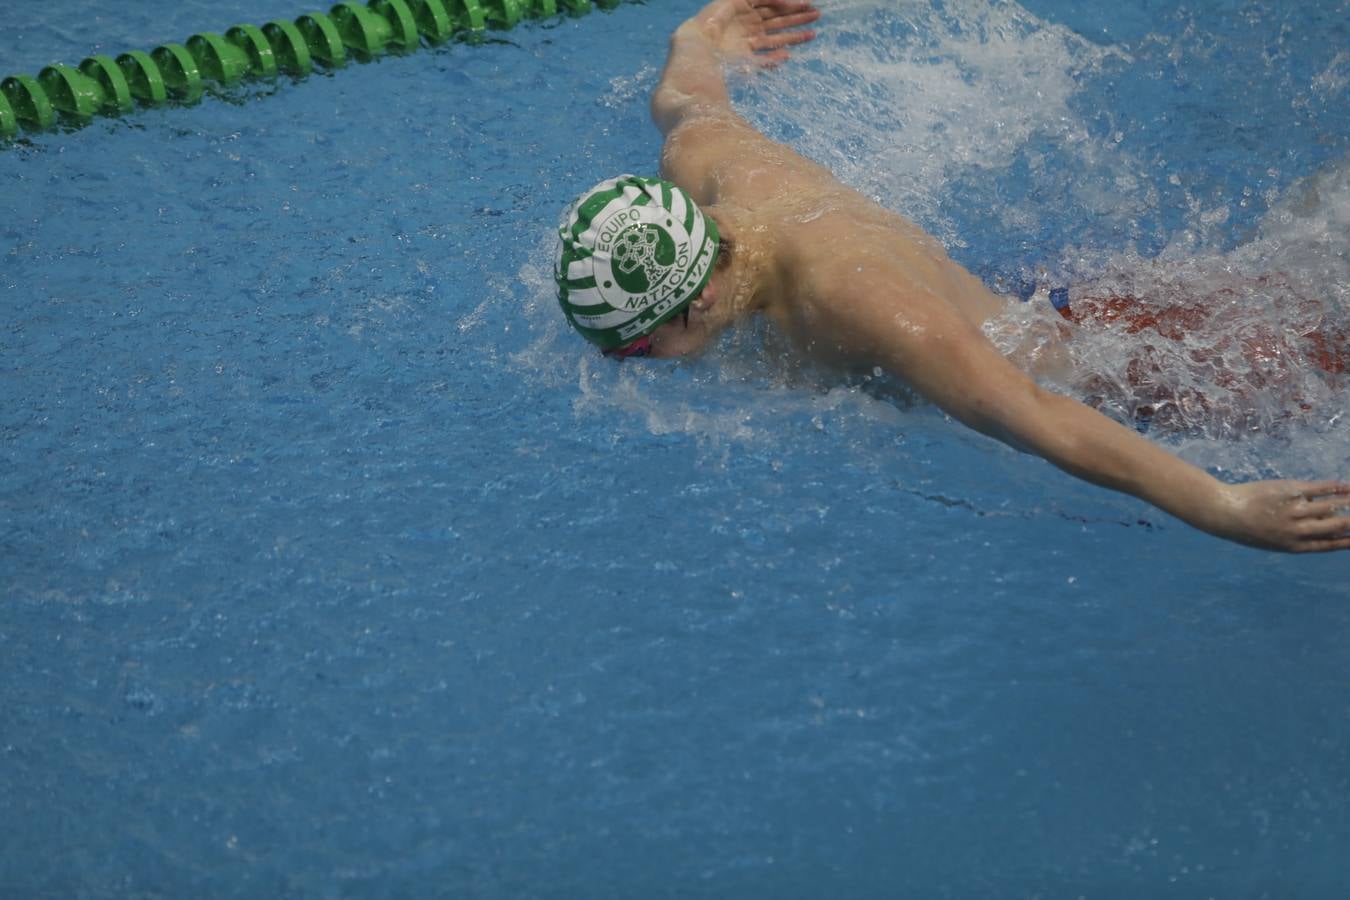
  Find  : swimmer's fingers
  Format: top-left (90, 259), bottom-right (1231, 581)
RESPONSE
top-left (1293, 494), bottom-right (1350, 520)
top-left (749, 19), bottom-right (818, 62)
top-left (750, 0), bottom-right (819, 19)
top-left (755, 4), bottom-right (821, 30)
top-left (1225, 480), bottom-right (1350, 553)
top-left (746, 26), bottom-right (816, 67)
top-left (1293, 531), bottom-right (1350, 553)
top-left (1298, 480), bottom-right (1350, 501)
top-left (749, 0), bottom-right (820, 50)
top-left (1302, 537), bottom-right (1350, 553)
top-left (751, 50), bottom-right (790, 68)
top-left (1289, 486), bottom-right (1350, 551)
top-left (749, 28), bottom-right (816, 54)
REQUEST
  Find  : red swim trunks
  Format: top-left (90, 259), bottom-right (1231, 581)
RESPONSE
top-left (1056, 293), bottom-right (1347, 376)
top-left (1040, 286), bottom-right (1346, 429)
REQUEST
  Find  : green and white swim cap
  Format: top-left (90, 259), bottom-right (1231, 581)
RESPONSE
top-left (555, 174), bottom-right (720, 351)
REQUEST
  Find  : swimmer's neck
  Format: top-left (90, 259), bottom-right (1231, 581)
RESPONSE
top-left (647, 207), bottom-right (787, 358)
top-left (705, 204), bottom-right (791, 320)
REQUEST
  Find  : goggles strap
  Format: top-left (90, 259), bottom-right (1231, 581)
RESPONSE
top-left (603, 335), bottom-right (653, 359)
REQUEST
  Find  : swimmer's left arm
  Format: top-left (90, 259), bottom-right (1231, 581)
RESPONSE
top-left (875, 297), bottom-right (1350, 553)
top-left (652, 0), bottom-right (820, 134)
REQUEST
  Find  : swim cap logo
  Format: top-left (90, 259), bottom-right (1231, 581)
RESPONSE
top-left (612, 225), bottom-right (676, 295)
top-left (593, 205), bottom-right (693, 313)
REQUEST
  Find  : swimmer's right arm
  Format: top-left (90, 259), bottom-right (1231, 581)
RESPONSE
top-left (874, 297), bottom-right (1350, 553)
top-left (998, 389), bottom-right (1350, 553)
top-left (652, 0), bottom-right (819, 134)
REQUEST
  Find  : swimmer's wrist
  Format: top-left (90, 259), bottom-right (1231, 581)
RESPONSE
top-left (1120, 456), bottom-right (1230, 538)
top-left (1176, 478), bottom-right (1257, 546)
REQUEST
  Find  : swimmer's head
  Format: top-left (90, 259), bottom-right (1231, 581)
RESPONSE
top-left (555, 175), bottom-right (720, 358)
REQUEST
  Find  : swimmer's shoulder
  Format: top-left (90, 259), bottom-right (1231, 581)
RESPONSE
top-left (662, 110), bottom-right (831, 205)
top-left (659, 112), bottom-right (744, 204)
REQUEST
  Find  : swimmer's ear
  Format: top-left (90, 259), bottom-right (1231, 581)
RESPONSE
top-left (694, 276), bottom-right (719, 311)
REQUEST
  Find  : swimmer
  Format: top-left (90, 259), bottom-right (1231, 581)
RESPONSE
top-left (553, 0), bottom-right (1350, 553)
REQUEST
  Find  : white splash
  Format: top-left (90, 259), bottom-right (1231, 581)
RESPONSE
top-left (738, 0), bottom-right (1134, 245)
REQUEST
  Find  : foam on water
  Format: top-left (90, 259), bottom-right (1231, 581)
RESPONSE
top-left (738, 0), bottom-right (1133, 248)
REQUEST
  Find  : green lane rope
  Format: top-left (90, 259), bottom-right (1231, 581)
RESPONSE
top-left (1, 0), bottom-right (627, 142)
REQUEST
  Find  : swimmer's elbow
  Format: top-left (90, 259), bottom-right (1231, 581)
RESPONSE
top-left (651, 86), bottom-right (729, 135)
top-left (651, 86), bottom-right (691, 134)
top-left (965, 381), bottom-right (1069, 459)
top-left (1016, 387), bottom-right (1135, 483)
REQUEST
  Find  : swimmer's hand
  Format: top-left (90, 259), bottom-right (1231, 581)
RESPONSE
top-left (655, 0), bottom-right (818, 131)
top-left (691, 0), bottom-right (820, 67)
top-left (1212, 481), bottom-right (1350, 553)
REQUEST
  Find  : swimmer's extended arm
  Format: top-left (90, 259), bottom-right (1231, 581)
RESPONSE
top-left (876, 298), bottom-right (1350, 553)
top-left (652, 0), bottom-right (819, 134)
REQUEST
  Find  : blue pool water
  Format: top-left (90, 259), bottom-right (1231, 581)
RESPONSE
top-left (3, 0), bottom-right (1349, 896)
